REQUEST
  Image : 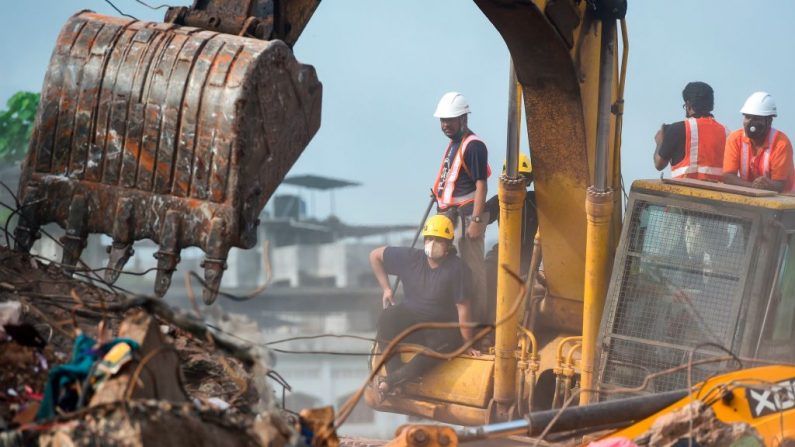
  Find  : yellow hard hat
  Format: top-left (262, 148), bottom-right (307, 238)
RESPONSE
top-left (502, 153), bottom-right (533, 175)
top-left (423, 215), bottom-right (455, 240)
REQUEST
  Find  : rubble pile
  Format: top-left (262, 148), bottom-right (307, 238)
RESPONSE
top-left (635, 401), bottom-right (763, 446)
top-left (0, 247), bottom-right (302, 446)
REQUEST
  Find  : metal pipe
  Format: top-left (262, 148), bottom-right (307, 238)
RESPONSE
top-left (565, 342), bottom-right (582, 367)
top-left (580, 18), bottom-right (617, 405)
top-left (492, 57), bottom-right (527, 419)
top-left (493, 176), bottom-right (526, 417)
top-left (505, 60), bottom-right (522, 178)
top-left (612, 19), bottom-right (629, 192)
top-left (519, 327), bottom-right (538, 358)
top-left (754, 240), bottom-right (787, 357)
top-left (521, 230), bottom-right (543, 329)
top-left (593, 19), bottom-right (616, 192)
top-left (551, 374), bottom-right (564, 409)
top-left (555, 336), bottom-right (582, 365)
top-left (390, 194), bottom-right (436, 295)
top-left (457, 389), bottom-right (688, 441)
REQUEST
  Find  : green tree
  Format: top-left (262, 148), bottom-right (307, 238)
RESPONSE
top-left (0, 91), bottom-right (40, 162)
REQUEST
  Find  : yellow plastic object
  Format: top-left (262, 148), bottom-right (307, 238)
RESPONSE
top-left (422, 215), bottom-right (455, 240)
top-left (397, 352), bottom-right (495, 408)
top-left (95, 343), bottom-right (133, 377)
top-left (502, 153), bottom-right (533, 175)
top-left (603, 365), bottom-right (795, 444)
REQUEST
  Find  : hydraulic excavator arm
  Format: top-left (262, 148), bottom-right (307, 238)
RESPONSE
top-left (163, 0), bottom-right (320, 46)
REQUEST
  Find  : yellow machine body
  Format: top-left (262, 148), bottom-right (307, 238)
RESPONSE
top-left (367, 0), bottom-right (624, 425)
top-left (365, 351), bottom-right (495, 426)
top-left (604, 365), bottom-right (795, 444)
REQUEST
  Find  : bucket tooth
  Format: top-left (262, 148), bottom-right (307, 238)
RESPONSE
top-left (14, 186), bottom-right (43, 252)
top-left (201, 257), bottom-right (227, 305)
top-left (105, 197), bottom-right (135, 283)
top-left (60, 194), bottom-right (88, 274)
top-left (201, 217), bottom-right (228, 305)
top-left (153, 211), bottom-right (181, 297)
top-left (105, 242), bottom-right (134, 283)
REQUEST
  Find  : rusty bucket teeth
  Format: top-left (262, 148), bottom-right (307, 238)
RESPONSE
top-left (105, 242), bottom-right (134, 283)
top-left (60, 194), bottom-right (89, 275)
top-left (153, 250), bottom-right (179, 298)
top-left (16, 11), bottom-right (321, 301)
top-left (201, 258), bottom-right (227, 305)
top-left (60, 233), bottom-right (87, 275)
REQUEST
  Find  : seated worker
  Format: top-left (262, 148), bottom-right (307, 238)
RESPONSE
top-left (483, 153), bottom-right (539, 330)
top-left (723, 92), bottom-right (795, 192)
top-left (653, 81), bottom-right (728, 180)
top-left (368, 214), bottom-right (479, 398)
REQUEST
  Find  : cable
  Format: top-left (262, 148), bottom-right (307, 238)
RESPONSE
top-left (264, 333), bottom-right (378, 346)
top-left (104, 0), bottom-right (139, 20)
top-left (321, 265), bottom-right (528, 441)
top-left (686, 342), bottom-right (742, 447)
top-left (132, 0), bottom-right (172, 10)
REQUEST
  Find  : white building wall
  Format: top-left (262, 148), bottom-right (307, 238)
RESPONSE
top-left (271, 245), bottom-right (320, 286)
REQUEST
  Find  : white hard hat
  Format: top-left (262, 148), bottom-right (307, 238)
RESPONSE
top-left (740, 91), bottom-right (777, 117)
top-left (433, 92), bottom-right (470, 118)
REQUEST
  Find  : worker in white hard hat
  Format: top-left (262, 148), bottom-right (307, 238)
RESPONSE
top-left (431, 92), bottom-right (492, 326)
top-left (722, 92), bottom-right (794, 192)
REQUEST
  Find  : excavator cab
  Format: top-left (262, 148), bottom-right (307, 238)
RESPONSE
top-left (598, 179), bottom-right (795, 396)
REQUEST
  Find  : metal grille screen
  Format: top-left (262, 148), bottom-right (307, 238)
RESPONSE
top-left (599, 200), bottom-right (752, 394)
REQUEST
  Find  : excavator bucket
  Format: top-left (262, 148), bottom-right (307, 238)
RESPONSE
top-left (14, 11), bottom-right (322, 303)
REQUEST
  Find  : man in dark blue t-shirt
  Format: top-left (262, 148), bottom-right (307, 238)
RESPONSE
top-left (368, 215), bottom-right (479, 397)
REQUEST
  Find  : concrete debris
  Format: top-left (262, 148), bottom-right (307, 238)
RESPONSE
top-left (634, 400), bottom-right (764, 447)
top-left (0, 301), bottom-right (21, 336)
top-left (0, 247), bottom-right (312, 446)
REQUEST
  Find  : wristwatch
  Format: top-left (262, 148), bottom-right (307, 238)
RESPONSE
top-left (471, 215), bottom-right (483, 223)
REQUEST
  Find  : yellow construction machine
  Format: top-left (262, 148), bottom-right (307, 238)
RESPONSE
top-left (362, 1), bottom-right (795, 444)
top-left (365, 0), bottom-right (627, 425)
top-left (16, 0), bottom-right (795, 444)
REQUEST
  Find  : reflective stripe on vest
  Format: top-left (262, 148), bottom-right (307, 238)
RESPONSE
top-left (433, 134), bottom-right (486, 209)
top-left (670, 117), bottom-right (726, 179)
top-left (740, 128), bottom-right (778, 180)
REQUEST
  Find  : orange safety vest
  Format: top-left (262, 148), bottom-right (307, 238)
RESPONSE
top-left (738, 128), bottom-right (794, 192)
top-left (433, 133), bottom-right (491, 209)
top-left (670, 117), bottom-right (728, 180)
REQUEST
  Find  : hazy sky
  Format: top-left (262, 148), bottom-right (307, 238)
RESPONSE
top-left (3, 0), bottom-right (795, 231)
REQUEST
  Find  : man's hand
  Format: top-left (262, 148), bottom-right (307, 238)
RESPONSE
top-left (752, 176), bottom-right (775, 190)
top-left (468, 348), bottom-right (482, 356)
top-left (654, 125), bottom-right (664, 146)
top-left (382, 288), bottom-right (395, 309)
top-left (466, 220), bottom-right (484, 239)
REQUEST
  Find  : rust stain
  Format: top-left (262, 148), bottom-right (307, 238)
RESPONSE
top-left (16, 11), bottom-right (321, 304)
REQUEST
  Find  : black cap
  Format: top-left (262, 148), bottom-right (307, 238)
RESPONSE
top-left (682, 82), bottom-right (714, 115)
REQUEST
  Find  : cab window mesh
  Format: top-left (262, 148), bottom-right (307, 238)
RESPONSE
top-left (600, 201), bottom-right (751, 394)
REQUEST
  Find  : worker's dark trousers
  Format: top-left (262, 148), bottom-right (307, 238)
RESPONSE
top-left (439, 208), bottom-right (489, 325)
top-left (376, 304), bottom-right (462, 388)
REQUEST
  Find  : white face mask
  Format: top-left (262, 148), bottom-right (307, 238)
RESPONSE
top-left (424, 240), bottom-right (447, 259)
